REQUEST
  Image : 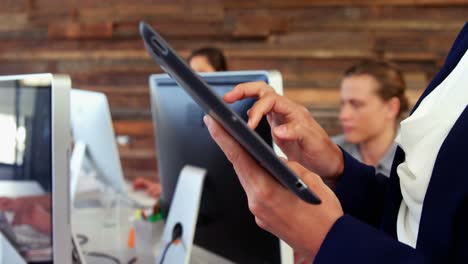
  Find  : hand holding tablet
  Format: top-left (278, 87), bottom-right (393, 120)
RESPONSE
top-left (139, 21), bottom-right (321, 204)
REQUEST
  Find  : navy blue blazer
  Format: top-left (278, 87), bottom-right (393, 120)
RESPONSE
top-left (315, 22), bottom-right (468, 263)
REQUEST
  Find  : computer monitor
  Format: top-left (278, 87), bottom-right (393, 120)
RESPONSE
top-left (70, 89), bottom-right (126, 196)
top-left (70, 89), bottom-right (156, 208)
top-left (150, 70), bottom-right (292, 264)
top-left (0, 74), bottom-right (71, 264)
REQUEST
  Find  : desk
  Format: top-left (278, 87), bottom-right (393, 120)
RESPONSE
top-left (72, 192), bottom-right (234, 264)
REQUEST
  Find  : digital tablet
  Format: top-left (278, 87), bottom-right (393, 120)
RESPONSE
top-left (139, 21), bottom-right (321, 204)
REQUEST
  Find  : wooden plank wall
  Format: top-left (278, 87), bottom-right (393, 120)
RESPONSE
top-left (0, 0), bottom-right (466, 181)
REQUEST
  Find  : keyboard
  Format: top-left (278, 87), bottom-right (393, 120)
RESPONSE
top-left (0, 212), bottom-right (17, 247)
top-left (0, 218), bottom-right (52, 262)
top-left (13, 225), bottom-right (51, 250)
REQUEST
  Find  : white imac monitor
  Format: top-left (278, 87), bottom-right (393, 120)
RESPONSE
top-left (0, 74), bottom-right (71, 264)
top-left (70, 89), bottom-right (157, 209)
top-left (69, 89), bottom-right (125, 196)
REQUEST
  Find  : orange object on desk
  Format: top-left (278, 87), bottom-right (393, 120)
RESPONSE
top-left (128, 227), bottom-right (135, 248)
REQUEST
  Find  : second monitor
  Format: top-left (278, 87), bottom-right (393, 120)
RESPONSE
top-left (70, 89), bottom-right (156, 207)
top-left (150, 70), bottom-right (291, 264)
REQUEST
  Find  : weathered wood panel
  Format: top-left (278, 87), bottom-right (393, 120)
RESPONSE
top-left (0, 1), bottom-right (464, 180)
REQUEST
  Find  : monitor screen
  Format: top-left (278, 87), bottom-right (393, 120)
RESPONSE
top-left (0, 78), bottom-right (53, 263)
top-left (151, 72), bottom-right (281, 264)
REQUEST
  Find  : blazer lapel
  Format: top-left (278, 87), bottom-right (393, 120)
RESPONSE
top-left (416, 107), bottom-right (468, 262)
top-left (380, 147), bottom-right (404, 237)
top-left (411, 22), bottom-right (468, 114)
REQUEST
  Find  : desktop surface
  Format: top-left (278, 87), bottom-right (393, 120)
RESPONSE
top-left (72, 187), bottom-right (234, 264)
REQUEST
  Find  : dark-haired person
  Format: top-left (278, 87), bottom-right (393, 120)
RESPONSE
top-left (333, 60), bottom-right (409, 177)
top-left (204, 22), bottom-right (468, 263)
top-left (188, 46), bottom-right (227, 72)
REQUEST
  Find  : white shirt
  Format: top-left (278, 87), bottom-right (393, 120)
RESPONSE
top-left (395, 48), bottom-right (468, 248)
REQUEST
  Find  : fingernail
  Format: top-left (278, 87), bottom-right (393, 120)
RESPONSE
top-left (203, 115), bottom-right (211, 126)
top-left (247, 119), bottom-right (254, 129)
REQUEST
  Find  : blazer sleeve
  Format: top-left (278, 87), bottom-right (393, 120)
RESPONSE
top-left (315, 197), bottom-right (468, 264)
top-left (314, 215), bottom-right (425, 263)
top-left (333, 148), bottom-right (389, 226)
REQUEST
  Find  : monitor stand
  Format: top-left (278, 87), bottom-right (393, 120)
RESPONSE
top-left (155, 165), bottom-right (206, 264)
top-left (70, 141), bottom-right (88, 199)
top-left (71, 141), bottom-right (126, 196)
top-left (0, 233), bottom-right (26, 264)
top-left (70, 141), bottom-right (125, 194)
top-left (72, 232), bottom-right (87, 264)
top-left (70, 141), bottom-right (156, 209)
top-left (70, 141), bottom-right (115, 198)
top-left (69, 141), bottom-right (106, 209)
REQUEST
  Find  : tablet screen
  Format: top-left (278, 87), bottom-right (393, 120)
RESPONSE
top-left (0, 79), bottom-right (53, 263)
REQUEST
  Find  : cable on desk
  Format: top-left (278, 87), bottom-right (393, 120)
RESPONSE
top-left (86, 251), bottom-right (121, 264)
top-left (75, 233), bottom-right (121, 264)
top-left (76, 233), bottom-right (88, 246)
top-left (127, 257), bottom-right (138, 264)
top-left (158, 238), bottom-right (188, 264)
top-left (159, 222), bottom-right (184, 264)
top-left (158, 241), bottom-right (173, 264)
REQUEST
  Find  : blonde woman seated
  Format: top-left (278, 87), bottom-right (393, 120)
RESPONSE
top-left (332, 59), bottom-right (409, 177)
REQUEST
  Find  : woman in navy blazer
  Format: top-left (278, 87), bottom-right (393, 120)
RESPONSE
top-left (204, 22), bottom-right (468, 263)
top-left (315, 22), bottom-right (468, 263)
top-left (316, 23), bottom-right (468, 263)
